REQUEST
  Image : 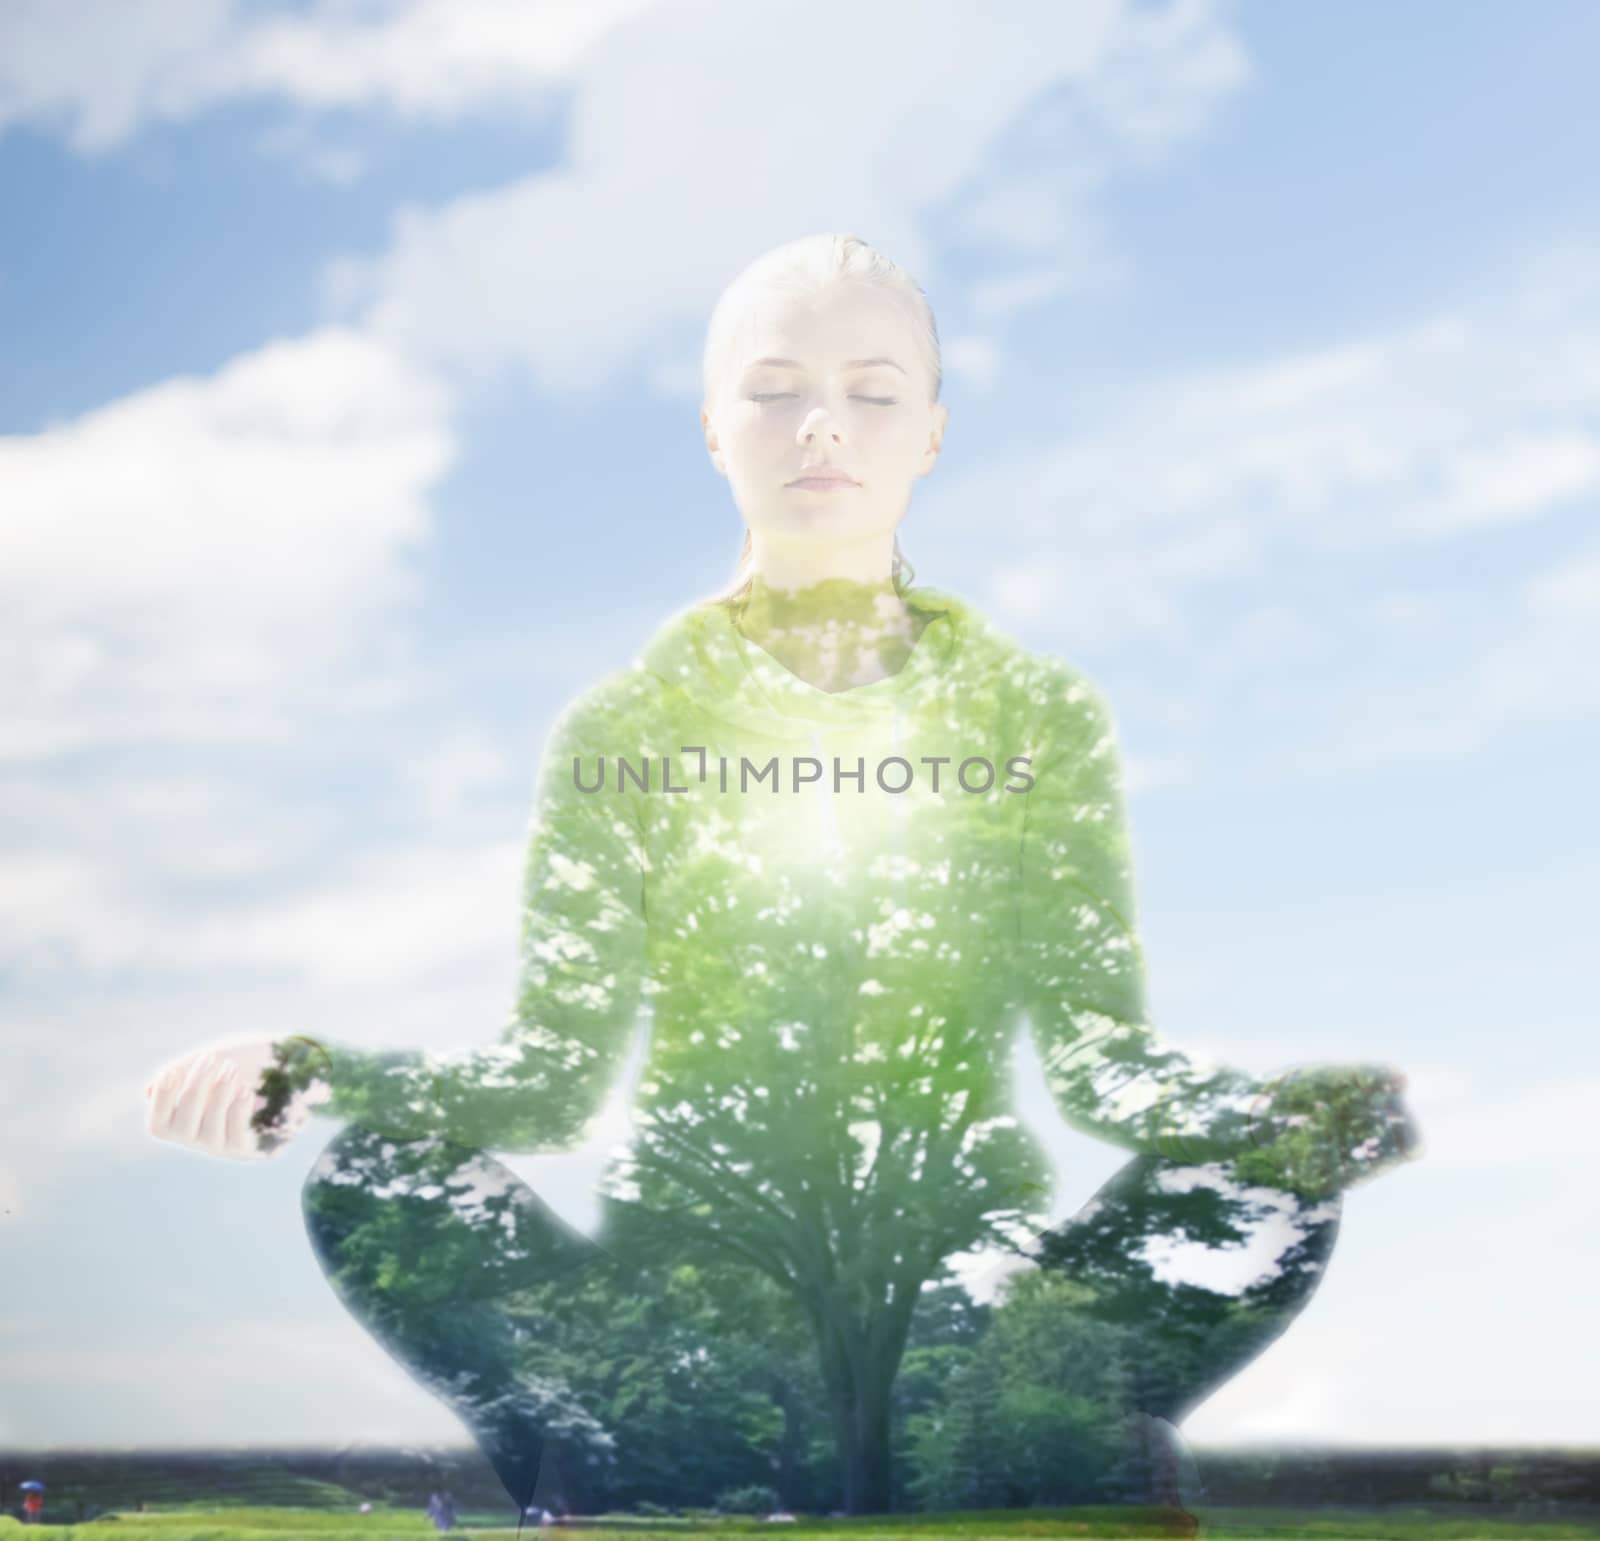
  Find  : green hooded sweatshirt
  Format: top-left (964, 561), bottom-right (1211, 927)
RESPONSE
top-left (292, 583), bottom-right (1271, 1229)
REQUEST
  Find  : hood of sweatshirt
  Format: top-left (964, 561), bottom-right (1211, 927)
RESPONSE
top-left (634, 583), bottom-right (971, 742)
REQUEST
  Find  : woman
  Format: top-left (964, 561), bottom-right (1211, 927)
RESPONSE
top-left (145, 233), bottom-right (1421, 1528)
top-left (425, 1490), bottom-right (458, 1533)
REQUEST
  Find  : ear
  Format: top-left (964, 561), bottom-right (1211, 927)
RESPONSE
top-left (701, 405), bottom-right (727, 476)
top-left (918, 403), bottom-right (949, 476)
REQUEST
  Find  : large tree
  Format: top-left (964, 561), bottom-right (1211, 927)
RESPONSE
top-left (279, 613), bottom-right (1417, 1515)
top-left (594, 800), bottom-right (1056, 1513)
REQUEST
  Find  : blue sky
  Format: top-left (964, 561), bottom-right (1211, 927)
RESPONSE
top-left (2, 0), bottom-right (1597, 1453)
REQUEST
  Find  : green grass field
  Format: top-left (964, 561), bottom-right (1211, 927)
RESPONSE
top-left (5, 1504), bottom-right (1600, 1540)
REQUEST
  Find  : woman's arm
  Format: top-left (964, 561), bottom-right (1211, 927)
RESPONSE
top-left (274, 685), bottom-right (651, 1152)
top-left (1015, 665), bottom-right (1266, 1166)
top-left (1014, 665), bottom-right (1421, 1195)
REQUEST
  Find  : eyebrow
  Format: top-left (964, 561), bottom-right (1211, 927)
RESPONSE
top-left (745, 356), bottom-right (908, 375)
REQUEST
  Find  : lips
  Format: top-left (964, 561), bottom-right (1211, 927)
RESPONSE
top-left (787, 469), bottom-right (858, 487)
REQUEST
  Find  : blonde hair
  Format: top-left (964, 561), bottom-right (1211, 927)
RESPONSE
top-left (701, 232), bottom-right (940, 608)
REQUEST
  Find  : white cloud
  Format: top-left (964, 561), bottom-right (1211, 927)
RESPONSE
top-left (1196, 1365), bottom-right (1351, 1444)
top-left (0, 0), bottom-right (1249, 274)
top-left (0, 960), bottom-right (542, 1222)
top-left (915, 242), bottom-right (1600, 658)
top-left (178, 837), bottom-right (526, 984)
top-left (1478, 545), bottom-right (1600, 721)
top-left (1408, 1074), bottom-right (1600, 1170)
top-left (1188, 1248), bottom-right (1600, 1446)
top-left (0, 317), bottom-right (498, 1235)
top-left (0, 828), bottom-right (523, 983)
top-left (0, 772), bottom-right (340, 885)
top-left (0, 1317), bottom-right (470, 1445)
top-left (404, 726), bottom-right (517, 824)
top-left (315, 0), bottom-right (1247, 393)
top-left (0, 1162), bottom-right (21, 1222)
top-left (0, 301), bottom-right (628, 1247)
top-left (1260, 535), bottom-right (1600, 775)
top-left (1, 0), bottom-right (232, 153)
top-left (1121, 748), bottom-right (1195, 795)
top-left (0, 1318), bottom-right (368, 1387)
top-left (0, 0), bottom-right (657, 154)
top-left (0, 326), bottom-right (456, 760)
top-left (895, 238), bottom-right (1600, 775)
top-left (941, 334), bottom-right (1004, 396)
top-left (1423, 428), bottom-right (1600, 534)
top-left (254, 114), bottom-right (373, 186)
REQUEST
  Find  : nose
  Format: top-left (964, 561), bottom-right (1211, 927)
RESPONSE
top-left (799, 408), bottom-right (844, 446)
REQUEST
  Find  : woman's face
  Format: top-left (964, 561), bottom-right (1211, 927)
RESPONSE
top-left (702, 282), bottom-right (948, 566)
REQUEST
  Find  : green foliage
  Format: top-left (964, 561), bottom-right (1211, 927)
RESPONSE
top-left (711, 1484), bottom-right (782, 1515)
top-left (493, 1241), bottom-right (832, 1512)
top-left (899, 1270), bottom-right (1130, 1512)
top-left (6, 1502), bottom-right (1600, 1537)
top-left (1233, 1065), bottom-right (1420, 1202)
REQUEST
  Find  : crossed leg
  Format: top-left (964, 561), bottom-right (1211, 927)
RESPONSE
top-left (304, 1127), bottom-right (1342, 1522)
top-left (1023, 1151), bottom-right (1345, 1510)
top-left (300, 1124), bottom-right (675, 1518)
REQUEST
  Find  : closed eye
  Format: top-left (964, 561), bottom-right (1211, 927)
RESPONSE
top-left (749, 394), bottom-right (898, 405)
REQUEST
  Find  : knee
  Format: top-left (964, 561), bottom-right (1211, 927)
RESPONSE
top-left (301, 1124), bottom-right (352, 1200)
top-left (299, 1128), bottom-right (347, 1254)
top-left (300, 1121), bottom-right (415, 1189)
top-left (299, 1123), bottom-right (389, 1242)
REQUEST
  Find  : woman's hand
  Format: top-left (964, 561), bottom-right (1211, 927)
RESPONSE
top-left (143, 1037), bottom-right (331, 1160)
top-left (1236, 1064), bottom-right (1423, 1202)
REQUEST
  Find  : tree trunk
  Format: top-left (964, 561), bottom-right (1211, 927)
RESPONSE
top-left (844, 1381), bottom-right (895, 1513)
top-left (818, 1316), bottom-right (900, 1513)
top-left (770, 1374), bottom-right (805, 1507)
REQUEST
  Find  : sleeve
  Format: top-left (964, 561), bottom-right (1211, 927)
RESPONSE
top-left (1015, 665), bottom-right (1266, 1165)
top-left (284, 690), bottom-right (651, 1152)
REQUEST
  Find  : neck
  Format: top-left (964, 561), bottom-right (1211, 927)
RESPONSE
top-left (735, 573), bottom-right (925, 693)
top-left (745, 528), bottom-right (897, 591)
top-left (744, 571), bottom-right (903, 626)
